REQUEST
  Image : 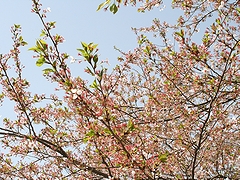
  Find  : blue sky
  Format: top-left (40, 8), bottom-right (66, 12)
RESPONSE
top-left (0, 1), bottom-right (180, 120)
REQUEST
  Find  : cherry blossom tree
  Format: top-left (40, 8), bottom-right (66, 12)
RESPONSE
top-left (0, 0), bottom-right (239, 179)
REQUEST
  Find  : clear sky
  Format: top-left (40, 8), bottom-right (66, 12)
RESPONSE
top-left (0, 1), bottom-right (180, 120)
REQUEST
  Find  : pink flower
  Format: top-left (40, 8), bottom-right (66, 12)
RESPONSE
top-left (46, 7), bottom-right (51, 12)
top-left (71, 89), bottom-right (82, 99)
top-left (69, 56), bottom-right (75, 63)
top-left (218, 1), bottom-right (224, 10)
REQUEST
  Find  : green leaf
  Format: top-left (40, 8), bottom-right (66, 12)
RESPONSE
top-left (176, 174), bottom-right (182, 179)
top-left (18, 36), bottom-right (27, 46)
top-left (110, 4), bottom-right (118, 14)
top-left (92, 43), bottom-right (98, 50)
top-left (164, 80), bottom-right (171, 85)
top-left (21, 41), bottom-right (28, 46)
top-left (42, 68), bottom-right (54, 74)
top-left (86, 129), bottom-right (95, 137)
top-left (97, 2), bottom-right (106, 11)
top-left (90, 79), bottom-right (98, 89)
top-left (99, 69), bottom-right (104, 78)
top-left (144, 46), bottom-right (151, 54)
top-left (113, 4), bottom-right (118, 14)
top-left (62, 53), bottom-right (69, 59)
top-left (158, 152), bottom-right (169, 163)
top-left (143, 58), bottom-right (147, 63)
top-left (127, 120), bottom-right (135, 131)
top-left (175, 31), bottom-right (182, 37)
top-left (179, 124), bottom-right (184, 129)
top-left (19, 36), bottom-right (23, 41)
top-left (36, 56), bottom-right (46, 67)
top-left (138, 35), bottom-right (147, 45)
top-left (77, 48), bottom-right (90, 61)
top-left (237, 7), bottom-right (240, 14)
top-left (50, 129), bottom-right (57, 135)
top-left (97, 0), bottom-right (111, 11)
top-left (81, 42), bottom-right (88, 51)
top-left (28, 46), bottom-right (41, 52)
top-left (175, 29), bottom-right (184, 38)
top-left (137, 8), bottom-right (145, 13)
top-left (93, 54), bottom-right (98, 64)
top-left (64, 80), bottom-right (72, 87)
top-left (40, 30), bottom-right (46, 37)
top-left (14, 24), bottom-right (21, 28)
top-left (103, 128), bottom-right (112, 135)
top-left (77, 48), bottom-right (85, 54)
top-left (88, 43), bottom-right (98, 53)
top-left (180, 29), bottom-right (184, 36)
top-left (83, 129), bottom-right (95, 143)
top-left (0, 93), bottom-right (4, 99)
top-left (5, 158), bottom-right (11, 164)
top-left (48, 21), bottom-right (56, 27)
top-left (39, 39), bottom-right (48, 50)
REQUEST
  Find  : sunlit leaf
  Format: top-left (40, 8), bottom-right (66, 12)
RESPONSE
top-left (83, 129), bottom-right (95, 143)
top-left (127, 120), bottom-right (135, 131)
top-left (81, 42), bottom-right (88, 51)
top-left (97, 0), bottom-right (111, 11)
top-left (36, 56), bottom-right (45, 67)
top-left (14, 24), bottom-right (21, 28)
top-left (90, 79), bottom-right (98, 89)
top-left (42, 68), bottom-right (54, 74)
top-left (28, 46), bottom-right (41, 52)
top-left (158, 152), bottom-right (169, 163)
top-left (77, 48), bottom-right (86, 54)
top-left (40, 29), bottom-right (46, 37)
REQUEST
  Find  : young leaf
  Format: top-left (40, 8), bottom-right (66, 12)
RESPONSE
top-left (40, 29), bottom-right (46, 37)
top-left (28, 46), bottom-right (41, 52)
top-left (86, 129), bottom-right (95, 137)
top-left (36, 56), bottom-right (46, 67)
top-left (158, 152), bottom-right (169, 163)
top-left (90, 79), bottom-right (98, 89)
top-left (103, 128), bottom-right (112, 135)
top-left (83, 129), bottom-right (95, 143)
top-left (97, 0), bottom-right (111, 11)
top-left (237, 7), bottom-right (240, 14)
top-left (21, 41), bottom-right (28, 46)
top-left (110, 4), bottom-right (118, 14)
top-left (42, 68), bottom-right (54, 74)
top-left (14, 24), bottom-right (21, 29)
top-left (39, 39), bottom-right (48, 50)
top-left (92, 43), bottom-right (98, 50)
top-left (77, 48), bottom-right (86, 55)
top-left (81, 42), bottom-right (88, 51)
top-left (93, 54), bottom-right (98, 64)
top-left (127, 120), bottom-right (135, 131)
top-left (50, 129), bottom-right (57, 135)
